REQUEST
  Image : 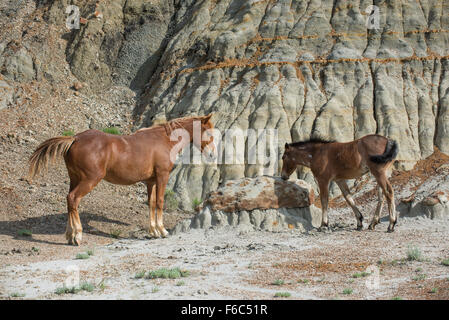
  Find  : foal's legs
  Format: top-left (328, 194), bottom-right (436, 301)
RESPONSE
top-left (155, 172), bottom-right (169, 237)
top-left (146, 179), bottom-right (160, 238)
top-left (66, 175), bottom-right (102, 245)
top-left (336, 180), bottom-right (364, 230)
top-left (368, 186), bottom-right (384, 230)
top-left (318, 180), bottom-right (330, 231)
top-left (373, 171), bottom-right (396, 232)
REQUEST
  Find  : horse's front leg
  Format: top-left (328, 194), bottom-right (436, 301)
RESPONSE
top-left (146, 180), bottom-right (160, 238)
top-left (318, 180), bottom-right (330, 232)
top-left (155, 172), bottom-right (170, 238)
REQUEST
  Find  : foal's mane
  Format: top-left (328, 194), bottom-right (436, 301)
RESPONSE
top-left (289, 137), bottom-right (335, 147)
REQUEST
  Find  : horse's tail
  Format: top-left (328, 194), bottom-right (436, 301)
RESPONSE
top-left (370, 139), bottom-right (399, 164)
top-left (28, 136), bottom-right (75, 181)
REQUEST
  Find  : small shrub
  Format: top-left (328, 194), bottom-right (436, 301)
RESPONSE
top-left (391, 296), bottom-right (403, 300)
top-left (135, 271), bottom-right (146, 279)
top-left (297, 279), bottom-right (310, 284)
top-left (352, 272), bottom-right (370, 278)
top-left (274, 292), bottom-right (291, 298)
top-left (407, 245), bottom-right (423, 261)
top-left (110, 229), bottom-right (122, 239)
top-left (342, 288), bottom-right (353, 295)
top-left (87, 249), bottom-right (94, 256)
top-left (152, 286), bottom-right (159, 293)
top-left (164, 189), bottom-right (179, 211)
top-left (17, 229), bottom-right (32, 237)
top-left (62, 130), bottom-right (75, 136)
top-left (441, 258), bottom-right (449, 266)
top-left (192, 198), bottom-right (202, 210)
top-left (102, 127), bottom-right (121, 135)
top-left (176, 280), bottom-right (185, 286)
top-left (55, 286), bottom-right (80, 295)
top-left (10, 292), bottom-right (25, 298)
top-left (75, 253), bottom-right (90, 260)
top-left (79, 282), bottom-right (95, 292)
top-left (429, 288), bottom-right (438, 294)
top-left (272, 279), bottom-right (284, 286)
top-left (146, 267), bottom-right (189, 279)
top-left (412, 274), bottom-right (426, 281)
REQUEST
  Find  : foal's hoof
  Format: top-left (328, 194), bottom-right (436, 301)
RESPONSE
top-left (318, 226), bottom-right (330, 233)
top-left (387, 227), bottom-right (395, 233)
top-left (356, 225), bottom-right (363, 231)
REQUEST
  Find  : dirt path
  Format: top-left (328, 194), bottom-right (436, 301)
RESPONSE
top-left (2, 211), bottom-right (449, 300)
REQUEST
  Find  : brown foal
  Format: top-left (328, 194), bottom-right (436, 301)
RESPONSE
top-left (281, 134), bottom-right (399, 232)
top-left (28, 114), bottom-right (215, 245)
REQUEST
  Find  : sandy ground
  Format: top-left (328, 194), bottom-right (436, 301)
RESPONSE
top-left (1, 206), bottom-right (449, 300)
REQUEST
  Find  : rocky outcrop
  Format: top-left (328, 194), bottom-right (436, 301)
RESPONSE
top-left (204, 176), bottom-right (314, 212)
top-left (398, 166), bottom-right (449, 219)
top-left (172, 176), bottom-right (321, 234)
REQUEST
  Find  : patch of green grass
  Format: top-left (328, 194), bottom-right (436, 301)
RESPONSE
top-left (110, 229), bottom-right (122, 239)
top-left (17, 229), bottom-right (32, 237)
top-left (55, 286), bottom-right (80, 295)
top-left (102, 127), bottom-right (121, 135)
top-left (79, 282), bottom-right (95, 292)
top-left (10, 292), bottom-right (25, 298)
top-left (352, 271), bottom-right (370, 278)
top-left (176, 280), bottom-right (185, 286)
top-left (164, 189), bottom-right (179, 211)
top-left (98, 279), bottom-right (106, 291)
top-left (415, 267), bottom-right (423, 272)
top-left (342, 288), bottom-right (353, 295)
top-left (441, 258), bottom-right (449, 266)
top-left (31, 247), bottom-right (39, 252)
top-left (87, 249), bottom-right (94, 256)
top-left (407, 245), bottom-right (423, 261)
top-left (412, 273), bottom-right (427, 281)
top-left (151, 286), bottom-right (159, 293)
top-left (274, 292), bottom-right (291, 298)
top-left (146, 267), bottom-right (189, 279)
top-left (391, 296), bottom-right (403, 300)
top-left (297, 279), bottom-right (310, 284)
top-left (55, 282), bottom-right (95, 295)
top-left (75, 253), bottom-right (90, 260)
top-left (271, 279), bottom-right (285, 286)
top-left (191, 198), bottom-right (202, 210)
top-left (62, 130), bottom-right (75, 136)
top-left (135, 270), bottom-right (146, 279)
top-left (429, 288), bottom-right (438, 294)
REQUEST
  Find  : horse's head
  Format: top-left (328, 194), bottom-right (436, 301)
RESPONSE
top-left (280, 143), bottom-right (297, 180)
top-left (197, 114), bottom-right (217, 160)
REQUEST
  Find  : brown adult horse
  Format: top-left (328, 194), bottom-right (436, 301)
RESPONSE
top-left (281, 134), bottom-right (399, 232)
top-left (28, 114), bottom-right (216, 245)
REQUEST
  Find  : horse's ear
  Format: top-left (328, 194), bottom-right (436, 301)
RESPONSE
top-left (202, 113), bottom-right (213, 123)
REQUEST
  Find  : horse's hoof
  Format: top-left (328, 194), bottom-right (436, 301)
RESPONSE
top-left (149, 228), bottom-right (161, 238)
top-left (387, 228), bottom-right (395, 233)
top-left (74, 233), bottom-right (82, 246)
top-left (368, 224), bottom-right (375, 230)
top-left (159, 228), bottom-right (169, 238)
top-left (356, 225), bottom-right (363, 231)
top-left (318, 226), bottom-right (329, 232)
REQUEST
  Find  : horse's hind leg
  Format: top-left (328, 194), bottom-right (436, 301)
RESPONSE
top-left (146, 179), bottom-right (160, 238)
top-left (66, 176), bottom-right (102, 245)
top-left (336, 180), bottom-right (364, 230)
top-left (373, 171), bottom-right (396, 232)
top-left (155, 172), bottom-right (169, 237)
top-left (368, 186), bottom-right (384, 230)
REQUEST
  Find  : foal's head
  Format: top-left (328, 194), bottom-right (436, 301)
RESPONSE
top-left (280, 143), bottom-right (298, 180)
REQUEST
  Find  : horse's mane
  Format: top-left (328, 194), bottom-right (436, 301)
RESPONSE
top-left (136, 115), bottom-right (208, 133)
top-left (289, 137), bottom-right (336, 147)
